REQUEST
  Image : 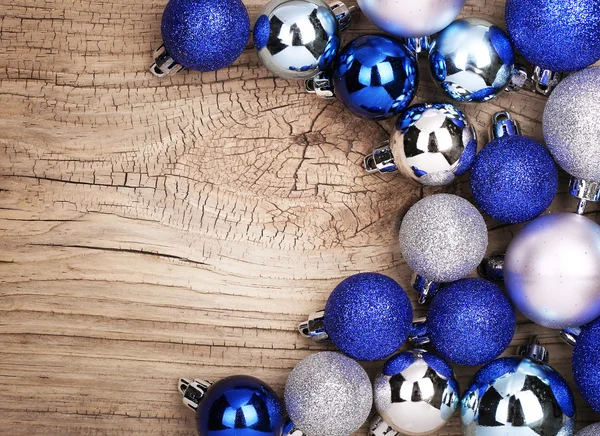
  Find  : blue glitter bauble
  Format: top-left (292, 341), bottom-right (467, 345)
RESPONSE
top-left (573, 317), bottom-right (600, 412)
top-left (470, 135), bottom-right (558, 224)
top-left (196, 375), bottom-right (284, 436)
top-left (332, 35), bottom-right (418, 120)
top-left (506, 0), bottom-right (600, 72)
top-left (161, 0), bottom-right (250, 72)
top-left (324, 272), bottom-right (413, 361)
top-left (426, 278), bottom-right (516, 366)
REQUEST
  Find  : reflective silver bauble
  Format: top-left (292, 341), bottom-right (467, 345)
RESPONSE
top-left (284, 352), bottom-right (372, 436)
top-left (577, 423), bottom-right (600, 436)
top-left (356, 0), bottom-right (465, 39)
top-left (371, 349), bottom-right (459, 436)
top-left (504, 212), bottom-right (600, 329)
top-left (254, 0), bottom-right (341, 79)
top-left (429, 18), bottom-right (515, 102)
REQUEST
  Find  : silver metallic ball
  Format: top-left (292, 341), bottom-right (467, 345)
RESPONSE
top-left (505, 212), bottom-right (600, 329)
top-left (390, 103), bottom-right (477, 186)
top-left (429, 18), bottom-right (515, 102)
top-left (284, 352), bottom-right (372, 436)
top-left (399, 194), bottom-right (488, 283)
top-left (356, 0), bottom-right (465, 38)
top-left (543, 67), bottom-right (600, 182)
top-left (577, 423), bottom-right (600, 436)
top-left (373, 350), bottom-right (459, 435)
top-left (254, 0), bottom-right (340, 79)
top-left (461, 356), bottom-right (576, 435)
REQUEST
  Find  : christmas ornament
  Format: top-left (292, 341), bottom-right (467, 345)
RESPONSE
top-left (543, 67), bottom-right (600, 214)
top-left (299, 273), bottom-right (413, 361)
top-left (370, 349), bottom-right (459, 436)
top-left (178, 376), bottom-right (284, 436)
top-left (399, 194), bottom-right (488, 302)
top-left (461, 337), bottom-right (576, 435)
top-left (577, 423), bottom-right (600, 435)
top-left (470, 111), bottom-right (558, 224)
top-left (254, 0), bottom-right (353, 80)
top-left (504, 212), bottom-right (600, 329)
top-left (284, 352), bottom-right (372, 436)
top-left (569, 317), bottom-right (600, 413)
top-left (429, 18), bottom-right (515, 102)
top-left (411, 278), bottom-right (516, 366)
top-left (364, 102), bottom-right (477, 187)
top-left (151, 0), bottom-right (250, 77)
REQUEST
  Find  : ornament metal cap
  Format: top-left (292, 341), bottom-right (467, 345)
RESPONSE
top-left (569, 177), bottom-right (600, 215)
top-left (517, 336), bottom-right (549, 364)
top-left (368, 413), bottom-right (399, 436)
top-left (328, 1), bottom-right (356, 31)
top-left (405, 36), bottom-right (432, 55)
top-left (409, 317), bottom-right (430, 347)
top-left (305, 71), bottom-right (335, 99)
top-left (478, 254), bottom-right (505, 282)
top-left (505, 64), bottom-right (529, 92)
top-left (178, 378), bottom-right (212, 411)
top-left (150, 44), bottom-right (184, 78)
top-left (282, 416), bottom-right (306, 436)
top-left (412, 273), bottom-right (442, 304)
top-left (363, 141), bottom-right (397, 174)
top-left (491, 111), bottom-right (521, 140)
top-left (532, 66), bottom-right (562, 96)
top-left (298, 309), bottom-right (329, 343)
top-left (560, 327), bottom-right (582, 347)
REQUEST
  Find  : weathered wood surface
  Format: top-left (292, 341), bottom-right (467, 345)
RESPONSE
top-left (1, 0), bottom-right (599, 434)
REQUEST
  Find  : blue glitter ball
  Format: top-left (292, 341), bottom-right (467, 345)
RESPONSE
top-left (470, 135), bottom-right (558, 224)
top-left (506, 0), bottom-right (600, 72)
top-left (161, 0), bottom-right (250, 72)
top-left (253, 15), bottom-right (270, 51)
top-left (573, 317), bottom-right (600, 412)
top-left (196, 375), bottom-right (284, 436)
top-left (426, 278), bottom-right (516, 366)
top-left (324, 272), bottom-right (413, 361)
top-left (332, 35), bottom-right (418, 120)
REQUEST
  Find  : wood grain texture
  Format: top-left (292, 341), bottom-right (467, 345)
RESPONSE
top-left (1, 0), bottom-right (599, 434)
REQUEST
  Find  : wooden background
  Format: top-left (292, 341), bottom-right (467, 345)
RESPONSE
top-left (1, 0), bottom-right (599, 434)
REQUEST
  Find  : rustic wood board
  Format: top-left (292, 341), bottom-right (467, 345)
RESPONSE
top-left (1, 0), bottom-right (600, 434)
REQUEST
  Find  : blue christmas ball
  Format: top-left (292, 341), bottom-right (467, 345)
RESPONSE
top-left (573, 317), bottom-right (600, 412)
top-left (506, 0), bottom-right (600, 72)
top-left (426, 278), bottom-right (516, 366)
top-left (161, 0), bottom-right (250, 72)
top-left (324, 272), bottom-right (413, 361)
top-left (196, 375), bottom-right (283, 436)
top-left (332, 35), bottom-right (418, 120)
top-left (470, 135), bottom-right (558, 224)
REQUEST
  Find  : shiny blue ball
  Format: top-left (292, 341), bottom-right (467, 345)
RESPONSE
top-left (332, 35), bottom-right (418, 120)
top-left (506, 0), bottom-right (600, 72)
top-left (196, 375), bottom-right (283, 436)
top-left (324, 272), bottom-right (413, 361)
top-left (470, 135), bottom-right (558, 224)
top-left (427, 278), bottom-right (516, 366)
top-left (573, 317), bottom-right (600, 412)
top-left (161, 0), bottom-right (250, 72)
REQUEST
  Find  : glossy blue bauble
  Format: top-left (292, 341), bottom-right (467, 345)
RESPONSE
top-left (573, 317), bottom-right (600, 412)
top-left (196, 375), bottom-right (284, 436)
top-left (161, 0), bottom-right (250, 72)
top-left (427, 278), bottom-right (516, 366)
top-left (506, 0), bottom-right (600, 72)
top-left (333, 35), bottom-right (418, 120)
top-left (324, 272), bottom-right (413, 361)
top-left (470, 135), bottom-right (558, 224)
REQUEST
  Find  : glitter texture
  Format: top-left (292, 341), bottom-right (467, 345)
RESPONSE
top-left (543, 67), bottom-right (600, 182)
top-left (284, 352), bottom-right (372, 436)
top-left (399, 194), bottom-right (488, 283)
top-left (382, 351), bottom-right (416, 376)
top-left (324, 273), bottom-right (413, 361)
top-left (426, 278), bottom-right (516, 366)
top-left (470, 135), bottom-right (558, 224)
top-left (577, 423), bottom-right (600, 436)
top-left (573, 317), bottom-right (600, 412)
top-left (161, 0), bottom-right (250, 71)
top-left (506, 0), bottom-right (600, 72)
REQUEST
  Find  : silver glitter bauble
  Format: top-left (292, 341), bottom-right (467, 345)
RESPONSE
top-left (429, 18), bottom-right (515, 102)
top-left (577, 423), bottom-right (600, 436)
top-left (399, 194), bottom-right (488, 283)
top-left (254, 0), bottom-right (340, 79)
top-left (504, 212), bottom-right (600, 329)
top-left (284, 352), bottom-right (372, 436)
top-left (356, 0), bottom-right (465, 38)
top-left (371, 350), bottom-right (459, 436)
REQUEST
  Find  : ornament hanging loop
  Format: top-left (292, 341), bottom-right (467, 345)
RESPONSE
top-left (178, 378), bottom-right (212, 411)
top-left (517, 336), bottom-right (549, 363)
top-left (298, 309), bottom-right (329, 342)
top-left (150, 44), bottom-right (184, 78)
top-left (363, 141), bottom-right (397, 174)
top-left (328, 1), bottom-right (357, 31)
top-left (305, 72), bottom-right (335, 99)
top-left (406, 36), bottom-right (432, 55)
top-left (369, 413), bottom-right (399, 436)
top-left (491, 111), bottom-right (521, 139)
top-left (533, 66), bottom-right (562, 96)
top-left (569, 177), bottom-right (600, 215)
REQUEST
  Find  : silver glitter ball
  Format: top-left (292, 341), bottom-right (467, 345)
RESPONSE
top-left (543, 67), bottom-right (600, 182)
top-left (284, 351), bottom-right (372, 436)
top-left (373, 349), bottom-right (459, 435)
top-left (577, 423), bottom-right (600, 436)
top-left (254, 0), bottom-right (340, 79)
top-left (390, 103), bottom-right (477, 186)
top-left (356, 0), bottom-right (465, 38)
top-left (429, 18), bottom-right (515, 102)
top-left (399, 194), bottom-right (488, 283)
top-left (505, 212), bottom-right (600, 329)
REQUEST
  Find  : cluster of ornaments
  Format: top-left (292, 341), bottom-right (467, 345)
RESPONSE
top-left (152, 0), bottom-right (600, 433)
